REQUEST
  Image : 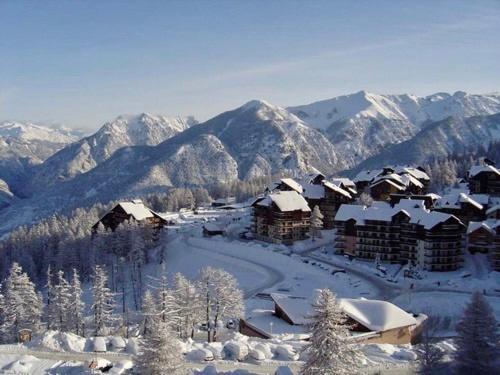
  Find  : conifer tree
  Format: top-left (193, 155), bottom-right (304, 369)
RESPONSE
top-left (300, 289), bottom-right (360, 375)
top-left (68, 269), bottom-right (85, 336)
top-left (141, 289), bottom-right (159, 337)
top-left (1, 263), bottom-right (43, 342)
top-left (91, 265), bottom-right (115, 336)
top-left (454, 292), bottom-right (499, 374)
top-left (310, 206), bottom-right (324, 240)
top-left (172, 272), bottom-right (201, 339)
top-left (134, 321), bottom-right (184, 375)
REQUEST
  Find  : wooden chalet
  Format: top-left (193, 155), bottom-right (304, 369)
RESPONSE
top-left (433, 193), bottom-right (485, 224)
top-left (240, 293), bottom-right (424, 345)
top-left (467, 162), bottom-right (500, 196)
top-left (369, 178), bottom-right (406, 201)
top-left (92, 199), bottom-right (167, 233)
top-left (467, 220), bottom-right (500, 271)
top-left (251, 190), bottom-right (311, 245)
top-left (302, 180), bottom-right (354, 229)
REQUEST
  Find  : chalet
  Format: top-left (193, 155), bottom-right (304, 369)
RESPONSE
top-left (369, 178), bottom-right (406, 201)
top-left (251, 190), bottom-right (311, 244)
top-left (467, 221), bottom-right (495, 254)
top-left (434, 193), bottom-right (485, 224)
top-left (240, 293), bottom-right (424, 345)
top-left (354, 166), bottom-right (430, 197)
top-left (389, 193), bottom-right (441, 209)
top-left (92, 199), bottom-right (167, 232)
top-left (302, 180), bottom-right (354, 229)
top-left (330, 177), bottom-right (358, 196)
top-left (334, 199), bottom-right (466, 271)
top-left (467, 162), bottom-right (500, 196)
top-left (273, 178), bottom-right (304, 194)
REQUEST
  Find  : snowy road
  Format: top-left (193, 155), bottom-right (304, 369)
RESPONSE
top-left (185, 236), bottom-right (286, 299)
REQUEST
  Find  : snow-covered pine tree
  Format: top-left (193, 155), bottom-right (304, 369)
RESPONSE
top-left (141, 289), bottom-right (159, 337)
top-left (454, 291), bottom-right (499, 374)
top-left (45, 265), bottom-right (55, 330)
top-left (134, 321), bottom-right (184, 375)
top-left (172, 272), bottom-right (201, 339)
top-left (300, 289), bottom-right (361, 375)
top-left (310, 206), bottom-right (324, 240)
top-left (52, 270), bottom-right (72, 331)
top-left (91, 265), bottom-right (115, 336)
top-left (1, 263), bottom-right (44, 342)
top-left (68, 269), bottom-right (85, 336)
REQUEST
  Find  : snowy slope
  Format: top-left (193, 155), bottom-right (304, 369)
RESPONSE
top-left (25, 113), bottom-right (197, 195)
top-left (0, 121), bottom-right (83, 197)
top-left (289, 91), bottom-right (500, 166)
top-left (353, 112), bottom-right (500, 171)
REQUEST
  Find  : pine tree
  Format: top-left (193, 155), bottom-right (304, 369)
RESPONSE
top-left (52, 270), bottom-right (72, 331)
top-left (310, 206), bottom-right (324, 240)
top-left (68, 269), bottom-right (85, 336)
top-left (134, 321), bottom-right (184, 375)
top-left (141, 289), bottom-right (159, 337)
top-left (91, 265), bottom-right (115, 336)
top-left (454, 292), bottom-right (499, 374)
top-left (1, 263), bottom-right (43, 342)
top-left (300, 289), bottom-right (361, 375)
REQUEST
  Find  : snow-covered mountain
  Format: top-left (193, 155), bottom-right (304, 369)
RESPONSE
top-left (352, 112), bottom-right (500, 172)
top-left (0, 121), bottom-right (82, 143)
top-left (25, 113), bottom-right (197, 195)
top-left (0, 121), bottom-right (83, 196)
top-left (289, 91), bottom-right (500, 166)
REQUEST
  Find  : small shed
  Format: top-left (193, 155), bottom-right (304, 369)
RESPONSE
top-left (18, 329), bottom-right (32, 343)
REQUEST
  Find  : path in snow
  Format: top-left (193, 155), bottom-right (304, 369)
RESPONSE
top-left (185, 236), bottom-right (286, 299)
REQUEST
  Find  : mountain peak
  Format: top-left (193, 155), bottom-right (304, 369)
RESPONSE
top-left (241, 99), bottom-right (274, 112)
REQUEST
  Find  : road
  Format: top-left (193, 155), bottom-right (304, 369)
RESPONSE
top-left (184, 235), bottom-right (286, 299)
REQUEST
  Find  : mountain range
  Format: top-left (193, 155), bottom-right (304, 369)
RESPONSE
top-left (1, 90), bottom-right (499, 231)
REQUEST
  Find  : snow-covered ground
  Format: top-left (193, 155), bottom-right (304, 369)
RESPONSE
top-left (1, 206), bottom-right (498, 373)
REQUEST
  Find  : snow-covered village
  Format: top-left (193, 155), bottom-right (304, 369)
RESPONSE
top-left (1, 1), bottom-right (500, 374)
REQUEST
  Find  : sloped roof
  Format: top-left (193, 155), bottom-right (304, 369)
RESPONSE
top-left (467, 221), bottom-right (495, 235)
top-left (370, 178), bottom-right (406, 191)
top-left (458, 193), bottom-right (483, 210)
top-left (257, 191), bottom-right (311, 212)
top-left (353, 169), bottom-right (383, 183)
top-left (330, 177), bottom-right (356, 188)
top-left (279, 178), bottom-right (303, 194)
top-left (393, 166), bottom-right (430, 181)
top-left (486, 205), bottom-right (500, 215)
top-left (399, 173), bottom-right (424, 188)
top-left (338, 298), bottom-right (417, 331)
top-left (302, 183), bottom-right (325, 200)
top-left (469, 164), bottom-right (500, 177)
top-left (118, 200), bottom-right (155, 221)
top-left (323, 181), bottom-right (352, 198)
top-left (271, 293), bottom-right (417, 332)
top-left (334, 204), bottom-right (366, 222)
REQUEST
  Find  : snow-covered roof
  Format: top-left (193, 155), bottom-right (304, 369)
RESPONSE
top-left (279, 178), bottom-right (303, 194)
top-left (486, 205), bottom-right (500, 215)
top-left (330, 177), bottom-right (356, 188)
top-left (369, 178), bottom-right (405, 191)
top-left (334, 204), bottom-right (366, 222)
top-left (399, 173), bottom-right (424, 188)
top-left (118, 200), bottom-right (155, 221)
top-left (302, 183), bottom-right (325, 200)
top-left (393, 166), bottom-right (430, 181)
top-left (271, 293), bottom-right (417, 332)
top-left (353, 169), bottom-right (383, 183)
top-left (271, 293), bottom-right (311, 325)
top-left (458, 193), bottom-right (483, 210)
top-left (338, 298), bottom-right (417, 331)
top-left (257, 191), bottom-right (311, 212)
top-left (425, 193), bottom-right (442, 200)
top-left (467, 221), bottom-right (495, 235)
top-left (468, 164), bottom-right (500, 177)
top-left (323, 181), bottom-right (352, 198)
top-left (470, 194), bottom-right (490, 205)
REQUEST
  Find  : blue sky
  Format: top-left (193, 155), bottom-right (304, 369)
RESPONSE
top-left (1, 0), bottom-right (499, 130)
